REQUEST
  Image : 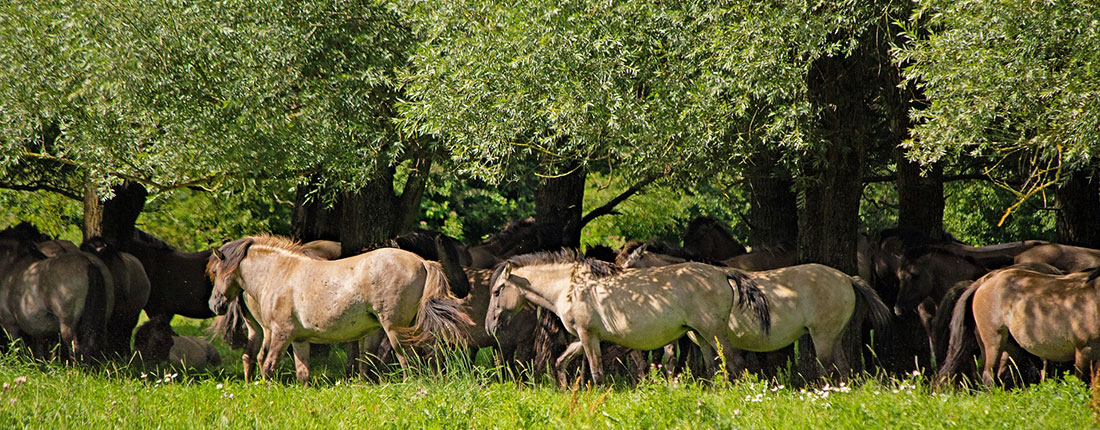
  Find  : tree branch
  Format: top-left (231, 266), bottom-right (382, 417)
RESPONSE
top-left (0, 181), bottom-right (82, 200)
top-left (580, 175), bottom-right (658, 227)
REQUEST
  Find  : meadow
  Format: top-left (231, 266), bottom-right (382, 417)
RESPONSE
top-left (0, 318), bottom-right (1094, 429)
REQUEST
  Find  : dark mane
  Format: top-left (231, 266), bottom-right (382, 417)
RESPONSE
top-left (207, 237), bottom-right (256, 280)
top-left (485, 217), bottom-right (537, 255)
top-left (901, 245), bottom-right (985, 271)
top-left (584, 244), bottom-right (617, 263)
top-left (875, 226), bottom-right (961, 248)
top-left (490, 249), bottom-right (623, 288)
top-left (1087, 266), bottom-right (1100, 283)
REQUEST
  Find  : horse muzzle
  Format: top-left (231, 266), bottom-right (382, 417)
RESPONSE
top-left (209, 296), bottom-right (229, 315)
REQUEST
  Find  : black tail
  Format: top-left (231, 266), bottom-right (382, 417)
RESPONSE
top-left (209, 299), bottom-right (251, 350)
top-left (932, 281), bottom-right (971, 366)
top-left (435, 235), bottom-right (471, 298)
top-left (727, 270), bottom-right (770, 334)
top-left (76, 258), bottom-right (111, 361)
top-left (852, 277), bottom-right (892, 340)
top-left (936, 280), bottom-right (981, 384)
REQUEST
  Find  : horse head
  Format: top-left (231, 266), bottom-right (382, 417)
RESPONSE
top-left (485, 261), bottom-right (528, 335)
top-left (206, 237), bottom-right (254, 315)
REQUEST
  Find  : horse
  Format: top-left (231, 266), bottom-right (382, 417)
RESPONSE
top-left (466, 218), bottom-right (538, 268)
top-left (300, 240), bottom-right (342, 260)
top-left (126, 229), bottom-right (215, 324)
top-left (894, 246), bottom-right (988, 316)
top-left (79, 237), bottom-right (152, 358)
top-left (485, 250), bottom-right (768, 385)
top-left (614, 241), bottom-right (704, 268)
top-left (722, 246), bottom-right (797, 272)
top-left (940, 266), bottom-right (1099, 386)
top-left (682, 216), bottom-right (747, 262)
top-left (206, 235), bottom-right (472, 384)
top-left (458, 268), bottom-right (538, 370)
top-left (0, 230), bottom-right (111, 361)
top-left (1014, 243), bottom-right (1100, 273)
top-left (133, 320), bottom-right (222, 367)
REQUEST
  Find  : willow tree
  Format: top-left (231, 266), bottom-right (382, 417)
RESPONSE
top-left (0, 0), bottom-right (427, 249)
top-left (897, 0), bottom-right (1100, 246)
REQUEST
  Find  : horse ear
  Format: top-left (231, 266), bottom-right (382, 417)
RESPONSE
top-left (500, 262), bottom-right (513, 281)
top-left (212, 247), bottom-right (224, 260)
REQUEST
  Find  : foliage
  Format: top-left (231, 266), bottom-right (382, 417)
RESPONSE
top-left (897, 0), bottom-right (1100, 194)
top-left (401, 0), bottom-right (904, 182)
top-left (0, 0), bottom-right (416, 197)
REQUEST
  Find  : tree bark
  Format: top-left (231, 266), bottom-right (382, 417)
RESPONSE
top-left (533, 164), bottom-right (586, 250)
top-left (747, 158), bottom-right (798, 248)
top-left (291, 177), bottom-right (343, 242)
top-left (339, 154), bottom-right (433, 257)
top-left (1055, 168), bottom-right (1100, 248)
top-left (83, 180), bottom-right (148, 248)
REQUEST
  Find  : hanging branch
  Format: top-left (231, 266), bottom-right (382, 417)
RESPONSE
top-left (580, 174), bottom-right (658, 227)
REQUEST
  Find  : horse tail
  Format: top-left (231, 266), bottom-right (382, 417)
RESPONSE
top-left (931, 281), bottom-right (970, 366)
top-left (936, 280), bottom-right (981, 384)
top-left (401, 261), bottom-right (474, 347)
top-left (76, 256), bottom-right (112, 361)
top-left (852, 276), bottom-right (892, 339)
top-left (851, 276), bottom-right (892, 354)
top-left (208, 299), bottom-right (251, 350)
top-left (726, 270), bottom-right (770, 334)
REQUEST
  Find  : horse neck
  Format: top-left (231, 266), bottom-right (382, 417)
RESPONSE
top-left (512, 263), bottom-right (578, 313)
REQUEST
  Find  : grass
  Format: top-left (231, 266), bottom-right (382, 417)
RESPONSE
top-left (0, 317), bottom-right (1093, 429)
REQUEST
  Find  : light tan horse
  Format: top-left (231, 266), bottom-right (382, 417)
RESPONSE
top-left (1014, 243), bottom-right (1100, 273)
top-left (957, 267), bottom-right (1100, 385)
top-left (486, 250), bottom-right (770, 385)
top-left (206, 235), bottom-right (472, 384)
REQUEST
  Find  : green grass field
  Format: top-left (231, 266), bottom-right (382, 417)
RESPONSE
top-left (0, 317), bottom-right (1095, 429)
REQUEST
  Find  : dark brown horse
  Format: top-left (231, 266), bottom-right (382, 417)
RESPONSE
top-left (125, 229), bottom-right (215, 324)
top-left (0, 228), bottom-right (111, 361)
top-left (682, 216), bottom-right (747, 262)
top-left (466, 218), bottom-right (539, 268)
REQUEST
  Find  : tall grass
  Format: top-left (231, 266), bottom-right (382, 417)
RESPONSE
top-left (0, 318), bottom-right (1093, 429)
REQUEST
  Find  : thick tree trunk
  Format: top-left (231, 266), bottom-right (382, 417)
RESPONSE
top-left (291, 179), bottom-right (342, 242)
top-left (83, 181), bottom-right (147, 248)
top-left (896, 157), bottom-right (945, 242)
top-left (1055, 169), bottom-right (1100, 248)
top-left (533, 165), bottom-right (586, 250)
top-left (747, 161), bottom-right (798, 249)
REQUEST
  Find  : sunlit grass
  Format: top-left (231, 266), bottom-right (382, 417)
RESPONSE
top-left (0, 317), bottom-right (1092, 429)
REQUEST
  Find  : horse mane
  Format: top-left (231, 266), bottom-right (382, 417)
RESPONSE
top-left (583, 244), bottom-right (617, 263)
top-left (1087, 266), bottom-right (1100, 283)
top-left (876, 226), bottom-right (961, 248)
top-left (80, 236), bottom-right (121, 260)
top-left (484, 217), bottom-right (537, 253)
top-left (489, 249), bottom-right (623, 288)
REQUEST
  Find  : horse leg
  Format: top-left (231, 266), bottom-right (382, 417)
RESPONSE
top-left (59, 322), bottom-right (78, 362)
top-left (242, 327), bottom-right (263, 381)
top-left (629, 350), bottom-right (648, 382)
top-left (291, 341), bottom-right (311, 385)
top-left (695, 333), bottom-right (718, 378)
top-left (260, 330), bottom-right (292, 380)
top-left (1075, 346), bottom-right (1098, 384)
top-left (979, 332), bottom-right (1007, 386)
top-left (380, 327), bottom-right (411, 376)
top-left (554, 341), bottom-right (585, 387)
top-left (578, 332), bottom-right (604, 385)
top-left (357, 331), bottom-right (386, 380)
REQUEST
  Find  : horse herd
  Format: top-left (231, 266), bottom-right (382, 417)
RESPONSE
top-left (1, 217), bottom-right (1098, 388)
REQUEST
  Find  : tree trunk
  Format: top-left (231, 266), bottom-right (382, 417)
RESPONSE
top-left (291, 178), bottom-right (343, 242)
top-left (1055, 168), bottom-right (1100, 248)
top-left (83, 180), bottom-right (147, 248)
top-left (747, 160), bottom-right (798, 248)
top-left (533, 164), bottom-right (586, 250)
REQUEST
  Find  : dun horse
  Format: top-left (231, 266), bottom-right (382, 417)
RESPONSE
top-left (486, 250), bottom-right (769, 385)
top-left (0, 231), bottom-right (111, 361)
top-left (940, 266), bottom-right (1100, 385)
top-left (206, 235), bottom-right (472, 383)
